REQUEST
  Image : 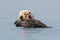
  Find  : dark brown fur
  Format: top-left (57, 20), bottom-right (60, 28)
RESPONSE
top-left (14, 19), bottom-right (48, 28)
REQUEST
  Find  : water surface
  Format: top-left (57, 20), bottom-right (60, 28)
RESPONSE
top-left (0, 0), bottom-right (60, 40)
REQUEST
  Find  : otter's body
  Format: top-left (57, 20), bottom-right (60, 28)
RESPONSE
top-left (14, 19), bottom-right (48, 28)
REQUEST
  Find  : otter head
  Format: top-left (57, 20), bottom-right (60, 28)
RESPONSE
top-left (18, 10), bottom-right (34, 21)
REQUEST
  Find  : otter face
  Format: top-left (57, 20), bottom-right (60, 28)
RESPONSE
top-left (18, 10), bottom-right (34, 21)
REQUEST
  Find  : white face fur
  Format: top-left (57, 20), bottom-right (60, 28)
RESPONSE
top-left (18, 10), bottom-right (34, 21)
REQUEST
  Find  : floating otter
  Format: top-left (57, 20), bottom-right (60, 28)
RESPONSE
top-left (14, 19), bottom-right (48, 28)
top-left (14, 10), bottom-right (49, 28)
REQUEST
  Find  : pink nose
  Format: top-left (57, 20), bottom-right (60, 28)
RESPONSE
top-left (24, 13), bottom-right (28, 18)
top-left (24, 13), bottom-right (29, 16)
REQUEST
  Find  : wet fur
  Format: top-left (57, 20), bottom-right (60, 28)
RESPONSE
top-left (14, 10), bottom-right (50, 28)
top-left (14, 19), bottom-right (48, 28)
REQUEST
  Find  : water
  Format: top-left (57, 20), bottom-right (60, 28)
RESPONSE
top-left (0, 0), bottom-right (60, 40)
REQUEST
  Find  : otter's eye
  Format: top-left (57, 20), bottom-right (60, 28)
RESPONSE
top-left (20, 16), bottom-right (24, 21)
top-left (28, 15), bottom-right (32, 19)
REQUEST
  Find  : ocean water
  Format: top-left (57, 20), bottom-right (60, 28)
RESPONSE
top-left (0, 0), bottom-right (60, 40)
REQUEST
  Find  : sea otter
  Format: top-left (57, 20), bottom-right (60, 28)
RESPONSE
top-left (15, 19), bottom-right (48, 28)
top-left (14, 10), bottom-right (48, 28)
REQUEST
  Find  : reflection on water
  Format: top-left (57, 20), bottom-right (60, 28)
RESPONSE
top-left (16, 28), bottom-right (46, 40)
top-left (18, 28), bottom-right (41, 34)
top-left (15, 27), bottom-right (60, 40)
